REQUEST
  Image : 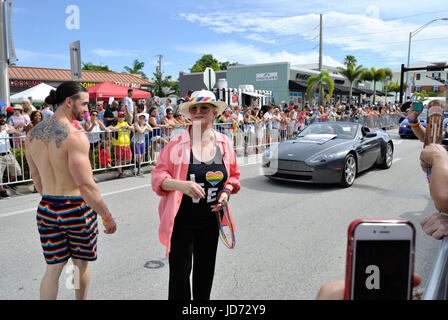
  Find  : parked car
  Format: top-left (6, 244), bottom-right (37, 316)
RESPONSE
top-left (399, 109), bottom-right (428, 139)
top-left (262, 122), bottom-right (394, 188)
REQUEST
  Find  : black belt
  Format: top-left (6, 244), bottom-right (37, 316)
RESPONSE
top-left (0, 152), bottom-right (9, 156)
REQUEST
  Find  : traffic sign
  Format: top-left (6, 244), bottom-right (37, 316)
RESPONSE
top-left (203, 67), bottom-right (216, 90)
top-left (231, 93), bottom-right (238, 103)
top-left (69, 40), bottom-right (82, 80)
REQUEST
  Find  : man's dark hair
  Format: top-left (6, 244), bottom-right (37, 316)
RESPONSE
top-left (45, 81), bottom-right (88, 106)
top-left (128, 89), bottom-right (133, 93)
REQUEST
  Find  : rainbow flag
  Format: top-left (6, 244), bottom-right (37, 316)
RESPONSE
top-left (232, 122), bottom-right (238, 132)
top-left (413, 73), bottom-right (416, 92)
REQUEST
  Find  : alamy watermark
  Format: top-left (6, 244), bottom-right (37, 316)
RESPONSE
top-left (64, 262), bottom-right (80, 290)
top-left (65, 5), bottom-right (80, 30)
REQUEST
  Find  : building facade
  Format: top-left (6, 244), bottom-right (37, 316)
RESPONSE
top-left (8, 66), bottom-right (153, 96)
top-left (179, 61), bottom-right (385, 107)
top-left (391, 61), bottom-right (447, 97)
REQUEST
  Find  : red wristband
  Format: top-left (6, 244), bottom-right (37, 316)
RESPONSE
top-left (102, 214), bottom-right (113, 223)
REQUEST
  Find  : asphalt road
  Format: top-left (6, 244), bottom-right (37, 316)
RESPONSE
top-left (0, 129), bottom-right (442, 300)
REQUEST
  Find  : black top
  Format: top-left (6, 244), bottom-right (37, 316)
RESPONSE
top-left (175, 146), bottom-right (228, 227)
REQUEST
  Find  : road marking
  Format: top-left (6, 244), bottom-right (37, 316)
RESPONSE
top-left (0, 183), bottom-right (151, 219)
top-left (392, 157), bottom-right (402, 164)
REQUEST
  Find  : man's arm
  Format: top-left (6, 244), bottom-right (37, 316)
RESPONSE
top-left (25, 136), bottom-right (43, 194)
top-left (67, 133), bottom-right (114, 222)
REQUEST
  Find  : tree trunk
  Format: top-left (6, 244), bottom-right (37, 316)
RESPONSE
top-left (349, 82), bottom-right (353, 105)
top-left (373, 81), bottom-right (377, 104)
top-left (318, 82), bottom-right (323, 107)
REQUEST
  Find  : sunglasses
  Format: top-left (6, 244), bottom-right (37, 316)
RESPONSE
top-left (189, 105), bottom-right (211, 113)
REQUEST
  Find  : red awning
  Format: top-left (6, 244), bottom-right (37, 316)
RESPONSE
top-left (87, 82), bottom-right (151, 100)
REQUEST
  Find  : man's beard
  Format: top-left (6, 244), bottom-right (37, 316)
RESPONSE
top-left (73, 109), bottom-right (84, 121)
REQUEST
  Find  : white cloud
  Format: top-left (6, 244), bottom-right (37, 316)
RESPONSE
top-left (178, 9), bottom-right (448, 64)
top-left (91, 48), bottom-right (141, 58)
top-left (176, 41), bottom-right (343, 67)
top-left (244, 33), bottom-right (276, 44)
top-left (15, 49), bottom-right (66, 62)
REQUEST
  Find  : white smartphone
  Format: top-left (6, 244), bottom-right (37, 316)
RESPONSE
top-left (344, 219), bottom-right (416, 300)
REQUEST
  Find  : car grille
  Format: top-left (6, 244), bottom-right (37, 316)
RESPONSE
top-left (277, 160), bottom-right (312, 172)
top-left (272, 172), bottom-right (312, 180)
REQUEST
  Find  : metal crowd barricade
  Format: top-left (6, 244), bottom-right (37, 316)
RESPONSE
top-left (0, 134), bottom-right (33, 187)
top-left (0, 114), bottom-right (403, 187)
top-left (423, 237), bottom-right (448, 300)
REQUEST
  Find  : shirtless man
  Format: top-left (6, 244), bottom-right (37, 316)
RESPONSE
top-left (25, 81), bottom-right (117, 300)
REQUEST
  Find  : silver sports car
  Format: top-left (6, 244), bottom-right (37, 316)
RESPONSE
top-left (262, 122), bottom-right (394, 187)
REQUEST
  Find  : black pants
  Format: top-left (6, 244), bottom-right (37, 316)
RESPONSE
top-left (168, 216), bottom-right (219, 300)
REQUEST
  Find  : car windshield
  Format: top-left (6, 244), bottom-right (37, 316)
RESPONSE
top-left (296, 122), bottom-right (358, 139)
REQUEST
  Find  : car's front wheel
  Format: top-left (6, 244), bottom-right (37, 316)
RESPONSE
top-left (340, 154), bottom-right (357, 188)
top-left (380, 142), bottom-right (393, 169)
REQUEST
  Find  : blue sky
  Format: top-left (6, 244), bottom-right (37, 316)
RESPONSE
top-left (9, 0), bottom-right (448, 79)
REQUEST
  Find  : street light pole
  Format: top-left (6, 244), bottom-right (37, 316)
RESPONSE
top-left (405, 18), bottom-right (448, 100)
top-left (0, 0), bottom-right (10, 108)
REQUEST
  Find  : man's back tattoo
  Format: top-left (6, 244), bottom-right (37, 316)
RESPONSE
top-left (29, 117), bottom-right (69, 148)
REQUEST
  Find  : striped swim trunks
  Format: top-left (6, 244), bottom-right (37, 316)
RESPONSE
top-left (36, 195), bottom-right (98, 265)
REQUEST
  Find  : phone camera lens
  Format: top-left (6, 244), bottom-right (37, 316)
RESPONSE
top-left (373, 230), bottom-right (376, 233)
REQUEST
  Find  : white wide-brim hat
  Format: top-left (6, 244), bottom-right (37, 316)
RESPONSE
top-left (178, 90), bottom-right (228, 118)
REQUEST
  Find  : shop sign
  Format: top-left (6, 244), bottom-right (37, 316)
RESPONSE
top-left (114, 82), bottom-right (141, 89)
top-left (256, 72), bottom-right (278, 81)
top-left (10, 79), bottom-right (44, 88)
top-left (79, 82), bottom-right (99, 88)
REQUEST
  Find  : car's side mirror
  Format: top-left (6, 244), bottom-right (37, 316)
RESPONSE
top-left (365, 132), bottom-right (377, 138)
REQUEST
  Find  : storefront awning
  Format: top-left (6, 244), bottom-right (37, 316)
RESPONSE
top-left (289, 80), bottom-right (308, 91)
top-left (242, 91), bottom-right (267, 98)
top-left (332, 84), bottom-right (350, 95)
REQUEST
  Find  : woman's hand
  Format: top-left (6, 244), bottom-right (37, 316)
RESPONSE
top-left (407, 102), bottom-right (423, 122)
top-left (180, 181), bottom-right (205, 199)
top-left (211, 191), bottom-right (229, 213)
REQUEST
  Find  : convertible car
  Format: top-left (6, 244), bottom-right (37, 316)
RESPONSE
top-left (262, 122), bottom-right (394, 188)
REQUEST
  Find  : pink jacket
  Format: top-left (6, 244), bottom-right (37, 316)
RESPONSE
top-left (151, 129), bottom-right (241, 256)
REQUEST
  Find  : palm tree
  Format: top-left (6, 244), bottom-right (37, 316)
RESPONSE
top-left (306, 71), bottom-right (334, 106)
top-left (343, 55), bottom-right (357, 67)
top-left (124, 59), bottom-right (147, 80)
top-left (360, 67), bottom-right (392, 104)
top-left (385, 81), bottom-right (408, 102)
top-left (337, 64), bottom-right (366, 104)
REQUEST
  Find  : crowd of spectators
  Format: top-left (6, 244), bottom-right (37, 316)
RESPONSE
top-left (0, 90), bottom-right (408, 196)
top-left (215, 100), bottom-right (405, 155)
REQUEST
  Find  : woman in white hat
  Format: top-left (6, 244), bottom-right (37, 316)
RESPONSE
top-left (9, 104), bottom-right (29, 148)
top-left (151, 90), bottom-right (240, 300)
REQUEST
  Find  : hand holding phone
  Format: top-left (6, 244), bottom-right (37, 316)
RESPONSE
top-left (412, 102), bottom-right (423, 112)
top-left (344, 219), bottom-right (415, 300)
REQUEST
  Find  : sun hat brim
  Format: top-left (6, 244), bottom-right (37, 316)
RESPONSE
top-left (178, 100), bottom-right (228, 119)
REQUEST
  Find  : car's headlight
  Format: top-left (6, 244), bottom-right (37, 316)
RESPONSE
top-left (400, 124), bottom-right (407, 128)
top-left (307, 152), bottom-right (338, 164)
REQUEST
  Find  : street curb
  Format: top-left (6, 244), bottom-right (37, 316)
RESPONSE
top-left (1, 165), bottom-right (155, 199)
